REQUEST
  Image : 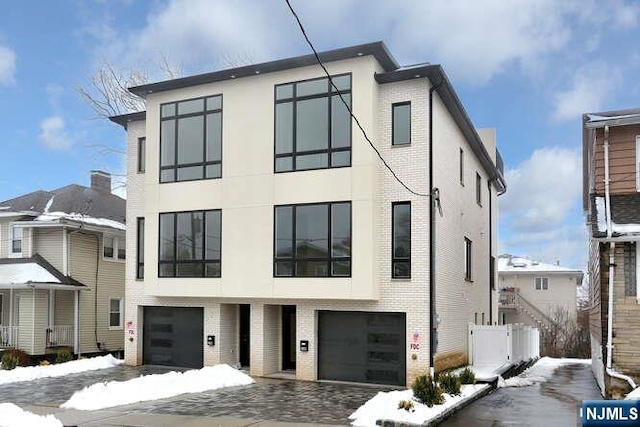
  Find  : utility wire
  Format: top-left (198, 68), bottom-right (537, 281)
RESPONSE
top-left (284, 0), bottom-right (429, 198)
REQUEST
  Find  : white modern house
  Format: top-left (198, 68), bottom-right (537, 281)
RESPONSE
top-left (111, 41), bottom-right (506, 386)
top-left (497, 254), bottom-right (582, 329)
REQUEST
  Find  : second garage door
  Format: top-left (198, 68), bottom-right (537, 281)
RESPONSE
top-left (318, 311), bottom-right (406, 386)
top-left (143, 306), bottom-right (203, 368)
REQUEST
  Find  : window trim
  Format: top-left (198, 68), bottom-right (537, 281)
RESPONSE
top-left (158, 209), bottom-right (222, 278)
top-left (137, 137), bottom-right (146, 173)
top-left (534, 277), bottom-right (549, 290)
top-left (459, 148), bottom-right (465, 186)
top-left (464, 237), bottom-right (472, 281)
top-left (108, 297), bottom-right (123, 330)
top-left (103, 235), bottom-right (125, 262)
top-left (273, 201), bottom-right (352, 278)
top-left (392, 201), bottom-right (411, 279)
top-left (476, 172), bottom-right (482, 206)
top-left (392, 101), bottom-right (411, 146)
top-left (159, 94), bottom-right (223, 184)
top-left (273, 73), bottom-right (352, 173)
top-left (136, 217), bottom-right (145, 280)
top-left (9, 225), bottom-right (22, 257)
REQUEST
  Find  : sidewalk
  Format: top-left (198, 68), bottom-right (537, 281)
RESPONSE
top-left (25, 405), bottom-right (342, 427)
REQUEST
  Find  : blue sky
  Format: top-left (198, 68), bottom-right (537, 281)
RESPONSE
top-left (1, 0), bottom-right (640, 270)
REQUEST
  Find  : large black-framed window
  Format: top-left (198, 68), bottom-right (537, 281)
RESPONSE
top-left (136, 217), bottom-right (145, 279)
top-left (392, 102), bottom-right (411, 145)
top-left (138, 137), bottom-right (146, 173)
top-left (392, 202), bottom-right (411, 278)
top-left (274, 74), bottom-right (352, 173)
top-left (158, 210), bottom-right (221, 277)
top-left (160, 95), bottom-right (222, 183)
top-left (464, 237), bottom-right (472, 281)
top-left (274, 201), bottom-right (351, 277)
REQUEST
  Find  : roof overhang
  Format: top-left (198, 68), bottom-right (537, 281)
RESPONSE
top-left (0, 255), bottom-right (87, 290)
top-left (11, 219), bottom-right (125, 234)
top-left (0, 282), bottom-right (88, 291)
top-left (109, 111), bottom-right (146, 130)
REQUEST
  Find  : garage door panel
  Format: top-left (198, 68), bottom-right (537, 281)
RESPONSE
top-left (318, 311), bottom-right (406, 386)
top-left (144, 306), bottom-right (203, 369)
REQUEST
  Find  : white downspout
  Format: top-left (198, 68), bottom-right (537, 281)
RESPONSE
top-left (603, 125), bottom-right (637, 391)
top-left (62, 227), bottom-right (68, 276)
top-left (74, 290), bottom-right (79, 355)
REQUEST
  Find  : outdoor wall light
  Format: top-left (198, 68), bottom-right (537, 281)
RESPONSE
top-left (207, 335), bottom-right (215, 346)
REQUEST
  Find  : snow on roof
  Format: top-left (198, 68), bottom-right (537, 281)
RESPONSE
top-left (586, 113), bottom-right (640, 122)
top-left (498, 255), bottom-right (582, 273)
top-left (35, 211), bottom-right (125, 231)
top-left (0, 262), bottom-right (60, 284)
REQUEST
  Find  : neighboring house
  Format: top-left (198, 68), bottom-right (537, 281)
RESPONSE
top-left (0, 171), bottom-right (126, 356)
top-left (583, 108), bottom-right (640, 397)
top-left (111, 41), bottom-right (506, 386)
top-left (497, 254), bottom-right (582, 330)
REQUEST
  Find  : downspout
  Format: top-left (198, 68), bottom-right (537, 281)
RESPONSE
top-left (603, 125), bottom-right (637, 391)
top-left (488, 180), bottom-right (493, 325)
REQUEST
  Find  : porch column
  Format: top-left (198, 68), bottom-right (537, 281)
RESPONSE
top-left (73, 290), bottom-right (79, 355)
top-left (48, 290), bottom-right (54, 327)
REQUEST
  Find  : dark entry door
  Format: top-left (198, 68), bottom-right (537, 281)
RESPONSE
top-left (318, 311), bottom-right (406, 386)
top-left (143, 306), bottom-right (203, 368)
top-left (282, 305), bottom-right (296, 370)
top-left (239, 304), bottom-right (250, 367)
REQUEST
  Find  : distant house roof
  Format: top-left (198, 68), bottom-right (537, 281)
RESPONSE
top-left (0, 183), bottom-right (125, 230)
top-left (498, 254), bottom-right (583, 275)
top-left (590, 194), bottom-right (640, 238)
top-left (0, 255), bottom-right (86, 290)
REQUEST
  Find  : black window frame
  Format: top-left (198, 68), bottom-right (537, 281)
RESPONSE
top-left (274, 73), bottom-right (352, 173)
top-left (136, 217), bottom-right (145, 280)
top-left (464, 237), bottom-right (472, 281)
top-left (392, 201), bottom-right (411, 278)
top-left (273, 201), bottom-right (352, 277)
top-left (459, 148), bottom-right (464, 186)
top-left (476, 172), bottom-right (482, 206)
top-left (392, 101), bottom-right (411, 146)
top-left (137, 137), bottom-right (146, 173)
top-left (159, 94), bottom-right (223, 183)
top-left (158, 209), bottom-right (222, 278)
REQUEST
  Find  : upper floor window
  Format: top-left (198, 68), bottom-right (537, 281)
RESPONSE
top-left (160, 95), bottom-right (222, 183)
top-left (535, 277), bottom-right (549, 290)
top-left (464, 237), bottom-right (472, 281)
top-left (136, 217), bottom-right (145, 279)
top-left (459, 148), bottom-right (465, 186)
top-left (476, 172), bottom-right (482, 206)
top-left (137, 137), bottom-right (146, 173)
top-left (392, 202), bottom-right (411, 278)
top-left (104, 235), bottom-right (125, 261)
top-left (274, 74), bottom-right (351, 173)
top-left (11, 226), bottom-right (22, 254)
top-left (274, 202), bottom-right (351, 277)
top-left (159, 210), bottom-right (221, 277)
top-left (392, 102), bottom-right (411, 145)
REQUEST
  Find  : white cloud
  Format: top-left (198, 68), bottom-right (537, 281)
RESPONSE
top-left (0, 45), bottom-right (16, 85)
top-left (552, 63), bottom-right (622, 121)
top-left (40, 116), bottom-right (72, 150)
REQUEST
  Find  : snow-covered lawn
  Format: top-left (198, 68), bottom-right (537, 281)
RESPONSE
top-left (625, 387), bottom-right (640, 400)
top-left (0, 403), bottom-right (62, 427)
top-left (61, 363), bottom-right (254, 410)
top-left (349, 384), bottom-right (489, 426)
top-left (498, 357), bottom-right (590, 388)
top-left (0, 354), bottom-right (123, 385)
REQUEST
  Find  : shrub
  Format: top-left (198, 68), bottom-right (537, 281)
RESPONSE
top-left (4, 349), bottom-right (29, 366)
top-left (412, 374), bottom-right (444, 407)
top-left (437, 371), bottom-right (462, 396)
top-left (1, 354), bottom-right (19, 370)
top-left (397, 399), bottom-right (414, 412)
top-left (55, 349), bottom-right (73, 364)
top-left (459, 367), bottom-right (476, 385)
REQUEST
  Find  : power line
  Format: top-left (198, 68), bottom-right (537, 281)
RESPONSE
top-left (283, 0), bottom-right (429, 198)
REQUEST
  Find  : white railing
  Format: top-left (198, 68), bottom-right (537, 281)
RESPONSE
top-left (47, 325), bottom-right (73, 348)
top-left (0, 326), bottom-right (18, 348)
top-left (468, 322), bottom-right (540, 367)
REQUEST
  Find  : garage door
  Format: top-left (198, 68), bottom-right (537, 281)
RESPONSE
top-left (318, 311), bottom-right (406, 386)
top-left (143, 306), bottom-right (203, 368)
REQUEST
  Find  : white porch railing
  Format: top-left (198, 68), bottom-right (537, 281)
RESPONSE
top-left (47, 325), bottom-right (73, 348)
top-left (0, 326), bottom-right (19, 348)
top-left (468, 322), bottom-right (540, 367)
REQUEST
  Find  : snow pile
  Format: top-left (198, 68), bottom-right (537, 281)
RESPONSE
top-left (0, 403), bottom-right (62, 427)
top-left (625, 387), bottom-right (640, 400)
top-left (498, 357), bottom-right (590, 388)
top-left (349, 384), bottom-right (488, 426)
top-left (61, 364), bottom-right (254, 410)
top-left (0, 355), bottom-right (123, 385)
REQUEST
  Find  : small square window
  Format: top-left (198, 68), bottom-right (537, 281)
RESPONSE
top-left (535, 277), bottom-right (549, 290)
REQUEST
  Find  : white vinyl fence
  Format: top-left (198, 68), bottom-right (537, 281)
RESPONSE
top-left (468, 323), bottom-right (540, 367)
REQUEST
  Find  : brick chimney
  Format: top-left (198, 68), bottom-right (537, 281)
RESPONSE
top-left (90, 170), bottom-right (112, 194)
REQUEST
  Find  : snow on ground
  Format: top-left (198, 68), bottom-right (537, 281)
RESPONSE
top-left (61, 363), bottom-right (254, 410)
top-left (0, 403), bottom-right (62, 427)
top-left (0, 354), bottom-right (123, 385)
top-left (498, 357), bottom-right (590, 388)
top-left (625, 387), bottom-right (640, 400)
top-left (349, 384), bottom-right (489, 427)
